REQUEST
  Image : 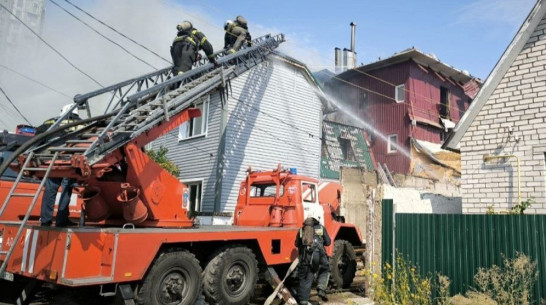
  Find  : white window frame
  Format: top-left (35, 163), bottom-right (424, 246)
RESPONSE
top-left (182, 179), bottom-right (204, 214)
top-left (178, 96), bottom-right (209, 141)
top-left (388, 134), bottom-right (398, 154)
top-left (301, 182), bottom-right (319, 204)
top-left (395, 84), bottom-right (405, 103)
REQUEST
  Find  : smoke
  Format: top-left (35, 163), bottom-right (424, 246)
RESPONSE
top-left (0, 0), bottom-right (328, 131)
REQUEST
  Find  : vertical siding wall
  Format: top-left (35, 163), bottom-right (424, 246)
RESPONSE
top-left (382, 200), bottom-right (546, 301)
top-left (460, 14), bottom-right (546, 213)
top-left (220, 59), bottom-right (322, 212)
top-left (151, 92), bottom-right (223, 212)
top-left (408, 61), bottom-right (470, 124)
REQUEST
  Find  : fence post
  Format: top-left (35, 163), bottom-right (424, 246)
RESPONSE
top-left (392, 202), bottom-right (396, 287)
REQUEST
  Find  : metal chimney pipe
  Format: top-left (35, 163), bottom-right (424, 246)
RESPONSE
top-left (350, 22), bottom-right (356, 52)
top-left (334, 47), bottom-right (341, 73)
top-left (343, 48), bottom-right (349, 72)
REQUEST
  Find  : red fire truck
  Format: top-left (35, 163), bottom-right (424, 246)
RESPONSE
top-left (0, 34), bottom-right (362, 305)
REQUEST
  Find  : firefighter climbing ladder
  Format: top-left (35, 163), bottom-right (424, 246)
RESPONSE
top-left (0, 33), bottom-right (285, 280)
top-left (31, 33), bottom-right (284, 166)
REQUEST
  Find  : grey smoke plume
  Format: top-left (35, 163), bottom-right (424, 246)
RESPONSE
top-left (0, 0), bottom-right (330, 131)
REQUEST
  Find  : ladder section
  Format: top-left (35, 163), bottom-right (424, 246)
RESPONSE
top-left (382, 163), bottom-right (397, 187)
top-left (24, 34), bottom-right (285, 168)
top-left (0, 152), bottom-right (59, 278)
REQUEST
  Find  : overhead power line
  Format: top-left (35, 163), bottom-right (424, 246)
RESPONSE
top-left (48, 0), bottom-right (158, 70)
top-left (0, 85), bottom-right (32, 125)
top-left (0, 3), bottom-right (104, 88)
top-left (0, 64), bottom-right (72, 99)
top-left (62, 0), bottom-right (171, 64)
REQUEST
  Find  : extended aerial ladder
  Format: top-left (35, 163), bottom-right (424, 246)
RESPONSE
top-left (0, 34), bottom-right (285, 280)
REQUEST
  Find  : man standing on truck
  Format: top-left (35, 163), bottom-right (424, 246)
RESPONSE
top-left (295, 216), bottom-right (331, 304)
top-left (170, 21), bottom-right (218, 76)
top-left (36, 105), bottom-right (81, 227)
top-left (224, 15), bottom-right (252, 54)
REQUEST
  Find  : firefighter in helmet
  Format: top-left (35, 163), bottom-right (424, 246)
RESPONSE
top-left (170, 21), bottom-right (218, 75)
top-left (295, 216), bottom-right (331, 304)
top-left (224, 15), bottom-right (252, 54)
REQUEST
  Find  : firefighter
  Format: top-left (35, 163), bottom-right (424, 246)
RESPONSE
top-left (170, 21), bottom-right (218, 76)
top-left (295, 216), bottom-right (331, 304)
top-left (37, 105), bottom-right (81, 227)
top-left (224, 15), bottom-right (252, 54)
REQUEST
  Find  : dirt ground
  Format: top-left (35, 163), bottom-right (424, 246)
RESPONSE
top-left (0, 262), bottom-right (371, 305)
top-left (0, 273), bottom-right (371, 305)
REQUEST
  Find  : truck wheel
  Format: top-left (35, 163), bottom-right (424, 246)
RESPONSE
top-left (137, 251), bottom-right (202, 305)
top-left (203, 247), bottom-right (258, 305)
top-left (330, 240), bottom-right (357, 289)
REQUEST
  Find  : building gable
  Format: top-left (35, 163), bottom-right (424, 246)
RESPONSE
top-left (445, 0), bottom-right (546, 150)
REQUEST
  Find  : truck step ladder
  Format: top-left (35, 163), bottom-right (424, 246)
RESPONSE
top-left (0, 151), bottom-right (59, 278)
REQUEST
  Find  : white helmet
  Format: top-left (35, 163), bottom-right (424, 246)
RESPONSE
top-left (224, 20), bottom-right (233, 31)
top-left (176, 21), bottom-right (193, 32)
top-left (60, 104), bottom-right (78, 116)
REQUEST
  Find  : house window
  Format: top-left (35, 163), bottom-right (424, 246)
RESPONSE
top-left (184, 180), bottom-right (203, 214)
top-left (440, 86), bottom-right (450, 119)
top-left (339, 138), bottom-right (355, 161)
top-left (395, 84), bottom-right (405, 103)
top-left (359, 91), bottom-right (368, 109)
top-left (388, 134), bottom-right (398, 153)
top-left (178, 99), bottom-right (209, 140)
top-left (302, 182), bottom-right (317, 203)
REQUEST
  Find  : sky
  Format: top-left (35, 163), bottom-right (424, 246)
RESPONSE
top-left (0, 0), bottom-right (538, 130)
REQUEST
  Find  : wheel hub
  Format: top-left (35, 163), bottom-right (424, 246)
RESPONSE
top-left (225, 263), bottom-right (247, 294)
top-left (159, 272), bottom-right (188, 304)
top-left (338, 254), bottom-right (349, 274)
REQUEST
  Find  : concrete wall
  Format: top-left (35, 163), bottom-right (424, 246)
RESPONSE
top-left (460, 13), bottom-right (546, 214)
top-left (382, 185), bottom-right (462, 214)
top-left (340, 167), bottom-right (369, 242)
top-left (393, 173), bottom-right (460, 197)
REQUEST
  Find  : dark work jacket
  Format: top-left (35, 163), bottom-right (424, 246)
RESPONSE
top-left (171, 29), bottom-right (215, 65)
top-left (295, 223), bottom-right (331, 250)
top-left (35, 114), bottom-right (82, 135)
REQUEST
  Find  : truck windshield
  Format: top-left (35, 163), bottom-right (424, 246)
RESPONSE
top-left (250, 183), bottom-right (284, 197)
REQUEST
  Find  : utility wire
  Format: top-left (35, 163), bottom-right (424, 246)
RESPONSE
top-left (62, 0), bottom-right (171, 64)
top-left (0, 64), bottom-right (72, 99)
top-left (0, 84), bottom-right (32, 125)
top-left (48, 0), bottom-right (158, 70)
top-left (0, 3), bottom-right (103, 88)
top-left (191, 0), bottom-right (469, 119)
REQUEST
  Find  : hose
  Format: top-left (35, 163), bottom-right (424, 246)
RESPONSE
top-left (0, 112), bottom-right (115, 177)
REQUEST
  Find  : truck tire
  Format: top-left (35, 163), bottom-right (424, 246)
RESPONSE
top-left (137, 251), bottom-right (202, 305)
top-left (330, 240), bottom-right (357, 289)
top-left (203, 246), bottom-right (258, 305)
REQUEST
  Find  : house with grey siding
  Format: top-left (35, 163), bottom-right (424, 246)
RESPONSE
top-left (151, 55), bottom-right (324, 224)
top-left (444, 0), bottom-right (546, 213)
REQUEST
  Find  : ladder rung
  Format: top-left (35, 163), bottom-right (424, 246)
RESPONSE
top-left (0, 251), bottom-right (7, 255)
top-left (65, 140), bottom-right (95, 144)
top-left (0, 220), bottom-right (23, 225)
top-left (34, 154), bottom-right (56, 157)
top-left (11, 193), bottom-right (35, 197)
top-left (49, 147), bottom-right (87, 152)
top-left (81, 133), bottom-right (102, 138)
top-left (22, 167), bottom-right (48, 172)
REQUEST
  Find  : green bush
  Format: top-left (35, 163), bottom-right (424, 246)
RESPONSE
top-left (372, 255), bottom-right (432, 305)
top-left (146, 146), bottom-right (180, 177)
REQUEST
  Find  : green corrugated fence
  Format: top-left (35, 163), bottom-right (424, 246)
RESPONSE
top-left (382, 199), bottom-right (546, 301)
